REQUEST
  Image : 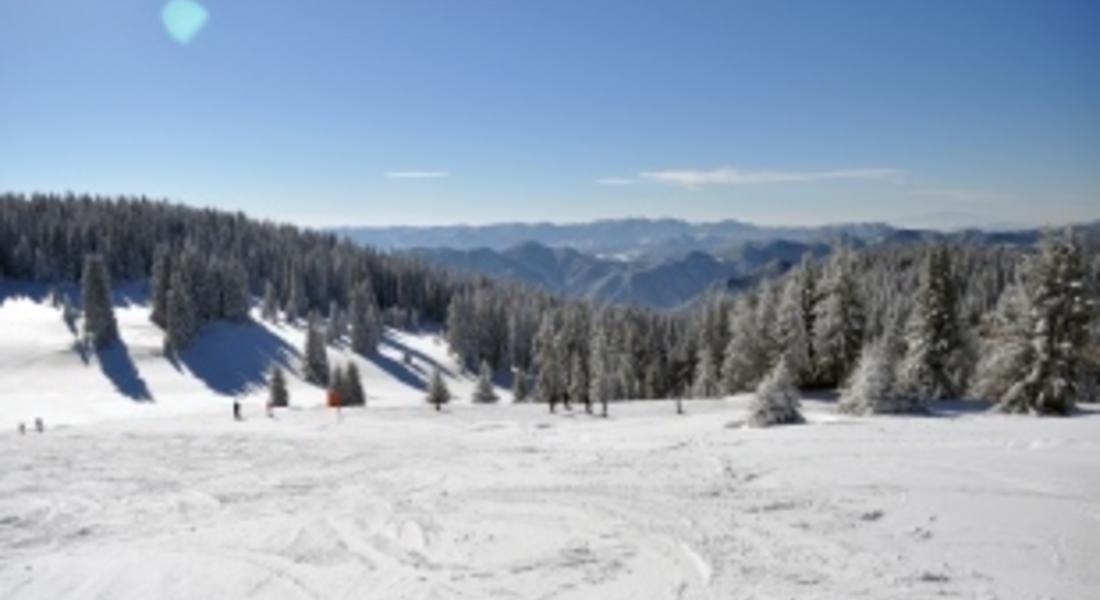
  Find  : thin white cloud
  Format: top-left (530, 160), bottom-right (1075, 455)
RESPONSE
top-left (638, 166), bottom-right (902, 188)
top-left (596, 177), bottom-right (638, 185)
top-left (385, 171), bottom-right (449, 179)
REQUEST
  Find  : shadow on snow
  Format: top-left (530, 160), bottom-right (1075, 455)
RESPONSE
top-left (177, 319), bottom-right (299, 396)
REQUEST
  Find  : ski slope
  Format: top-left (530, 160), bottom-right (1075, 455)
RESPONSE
top-left (0, 284), bottom-right (496, 431)
top-left (1, 288), bottom-right (1099, 598)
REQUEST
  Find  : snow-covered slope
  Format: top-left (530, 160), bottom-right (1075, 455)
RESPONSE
top-left (0, 285), bottom-right (500, 430)
top-left (1, 399), bottom-right (1098, 599)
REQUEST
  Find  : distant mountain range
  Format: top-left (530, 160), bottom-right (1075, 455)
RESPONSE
top-left (335, 218), bottom-right (1061, 309)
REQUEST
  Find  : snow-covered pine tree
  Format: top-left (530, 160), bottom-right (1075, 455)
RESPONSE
top-left (81, 254), bottom-right (119, 349)
top-left (534, 313), bottom-right (564, 411)
top-left (775, 262), bottom-right (814, 383)
top-left (721, 295), bottom-right (769, 392)
top-left (344, 362), bottom-right (366, 406)
top-left (302, 311), bottom-right (330, 386)
top-left (165, 266), bottom-right (199, 352)
top-left (998, 230), bottom-right (1094, 415)
top-left (427, 367), bottom-right (450, 411)
top-left (349, 282), bottom-right (381, 355)
top-left (692, 344), bottom-right (720, 398)
top-left (748, 355), bottom-right (803, 427)
top-left (899, 245), bottom-right (963, 400)
top-left (813, 246), bottom-right (865, 388)
top-left (588, 321), bottom-right (611, 410)
top-left (838, 337), bottom-right (921, 414)
top-left (446, 291), bottom-right (478, 371)
top-left (326, 300), bottom-right (347, 343)
top-left (285, 265), bottom-right (306, 324)
top-left (512, 367), bottom-right (529, 402)
top-left (150, 244), bottom-right (171, 327)
top-left (261, 280), bottom-right (279, 321)
top-left (569, 352), bottom-right (589, 412)
top-left (472, 360), bottom-right (499, 403)
top-left (220, 258), bottom-right (251, 322)
top-left (269, 366), bottom-right (289, 408)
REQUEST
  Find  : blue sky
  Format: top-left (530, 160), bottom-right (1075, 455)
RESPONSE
top-left (2, 1), bottom-right (1098, 227)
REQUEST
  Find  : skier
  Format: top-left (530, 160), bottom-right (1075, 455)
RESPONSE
top-left (17, 422), bottom-right (26, 435)
top-left (34, 417), bottom-right (44, 433)
top-left (232, 400), bottom-right (242, 421)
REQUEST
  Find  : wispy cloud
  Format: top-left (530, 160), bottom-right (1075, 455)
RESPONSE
top-left (638, 166), bottom-right (902, 188)
top-left (596, 177), bottom-right (638, 185)
top-left (385, 170), bottom-right (449, 179)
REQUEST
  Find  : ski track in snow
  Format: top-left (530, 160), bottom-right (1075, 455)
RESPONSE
top-left (1, 402), bottom-right (1099, 599)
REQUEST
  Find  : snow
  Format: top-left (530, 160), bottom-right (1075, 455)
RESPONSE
top-left (2, 292), bottom-right (1100, 598)
top-left (0, 289), bottom-right (495, 431)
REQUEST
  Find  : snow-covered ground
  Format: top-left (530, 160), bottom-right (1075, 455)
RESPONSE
top-left (2, 288), bottom-right (1099, 599)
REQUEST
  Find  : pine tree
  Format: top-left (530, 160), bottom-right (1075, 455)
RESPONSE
top-left (569, 353), bottom-right (589, 412)
top-left (427, 367), bottom-right (451, 411)
top-left (261, 280), bottom-right (279, 321)
top-left (220, 258), bottom-right (251, 322)
top-left (269, 366), bottom-right (289, 408)
top-left (512, 368), bottom-right (530, 402)
top-left (588, 322), bottom-right (611, 411)
top-left (899, 245), bottom-right (963, 400)
top-left (775, 265), bottom-right (814, 383)
top-left (349, 282), bottom-right (381, 355)
top-left (814, 246), bottom-right (865, 388)
top-left (721, 296), bottom-right (768, 393)
top-left (998, 230), bottom-right (1094, 415)
top-left (150, 245), bottom-right (171, 327)
top-left (472, 360), bottom-right (499, 403)
top-left (326, 300), bottom-right (347, 343)
top-left (285, 265), bottom-right (306, 324)
top-left (838, 338), bottom-right (921, 414)
top-left (748, 355), bottom-right (803, 427)
top-left (972, 282), bottom-right (1033, 402)
top-left (165, 266), bottom-right (199, 352)
top-left (302, 312), bottom-right (330, 386)
top-left (534, 313), bottom-right (564, 411)
top-left (343, 362), bottom-right (366, 406)
top-left (81, 254), bottom-right (118, 348)
top-left (692, 344), bottom-right (719, 398)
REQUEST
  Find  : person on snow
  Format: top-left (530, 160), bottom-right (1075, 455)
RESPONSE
top-left (232, 400), bottom-right (242, 421)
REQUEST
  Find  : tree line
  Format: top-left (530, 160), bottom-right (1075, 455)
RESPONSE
top-left (2, 192), bottom-right (1097, 417)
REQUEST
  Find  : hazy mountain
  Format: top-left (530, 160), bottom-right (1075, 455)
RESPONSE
top-left (335, 218), bottom-right (899, 260)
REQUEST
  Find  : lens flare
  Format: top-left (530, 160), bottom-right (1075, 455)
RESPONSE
top-left (161, 0), bottom-right (209, 45)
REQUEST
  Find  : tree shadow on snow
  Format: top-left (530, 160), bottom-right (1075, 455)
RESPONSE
top-left (367, 347), bottom-right (429, 391)
top-left (97, 339), bottom-right (153, 402)
top-left (382, 331), bottom-right (457, 378)
top-left (177, 319), bottom-right (299, 396)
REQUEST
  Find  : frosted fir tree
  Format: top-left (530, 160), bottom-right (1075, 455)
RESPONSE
top-left (284, 266), bottom-right (307, 324)
top-left (898, 245), bottom-right (963, 401)
top-left (775, 266), bottom-right (814, 383)
top-left (165, 267), bottom-right (199, 352)
top-left (722, 296), bottom-right (769, 392)
top-left (261, 280), bottom-right (279, 322)
top-left (692, 345), bottom-right (720, 398)
top-left (839, 338), bottom-right (922, 415)
top-left (972, 282), bottom-right (1033, 402)
top-left (302, 312), bottom-right (330, 386)
top-left (512, 368), bottom-right (530, 402)
top-left (813, 246), bottom-right (865, 388)
top-left (472, 360), bottom-right (499, 403)
top-left (326, 301), bottom-right (347, 343)
top-left (343, 362), bottom-right (366, 406)
top-left (748, 355), bottom-right (804, 427)
top-left (220, 259), bottom-right (251, 322)
top-left (534, 313), bottom-right (565, 411)
top-left (998, 230), bottom-right (1094, 415)
top-left (269, 366), bottom-right (289, 408)
top-left (588, 323), bottom-right (611, 410)
top-left (349, 282), bottom-right (381, 355)
top-left (427, 367), bottom-right (451, 411)
top-left (569, 353), bottom-right (589, 412)
top-left (149, 245), bottom-right (171, 327)
top-left (81, 254), bottom-right (118, 349)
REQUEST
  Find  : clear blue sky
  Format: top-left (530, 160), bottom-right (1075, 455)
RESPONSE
top-left (2, 0), bottom-right (1098, 227)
